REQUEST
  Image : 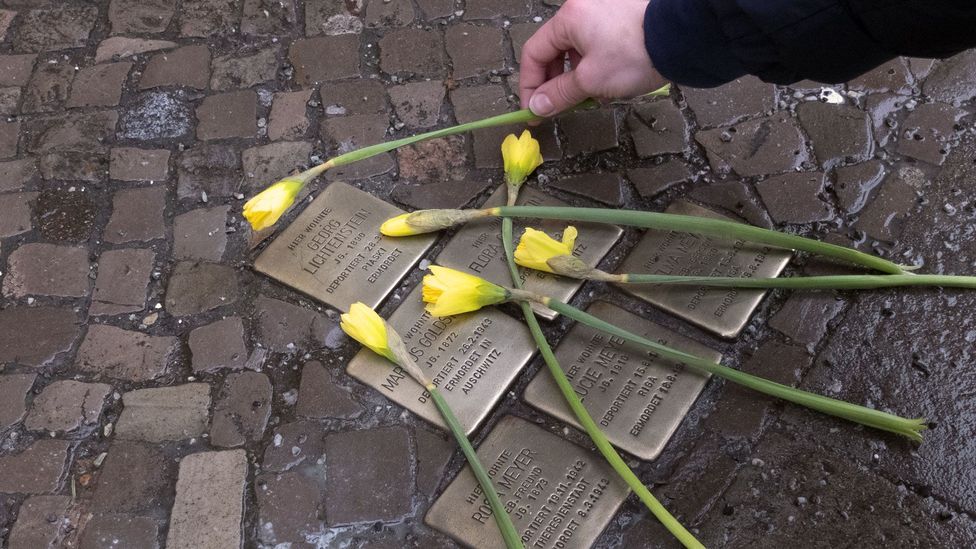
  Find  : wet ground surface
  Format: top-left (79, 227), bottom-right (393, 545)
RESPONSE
top-left (1, 1), bottom-right (975, 548)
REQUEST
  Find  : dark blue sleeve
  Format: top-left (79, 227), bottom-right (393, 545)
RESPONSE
top-left (644, 0), bottom-right (976, 88)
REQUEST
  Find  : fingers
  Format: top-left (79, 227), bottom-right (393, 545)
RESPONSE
top-left (519, 15), bottom-right (575, 109)
top-left (529, 65), bottom-right (589, 117)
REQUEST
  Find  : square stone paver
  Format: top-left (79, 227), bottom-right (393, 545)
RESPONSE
top-left (109, 0), bottom-right (177, 34)
top-left (196, 91), bottom-right (258, 140)
top-left (268, 90), bottom-right (312, 140)
top-left (165, 261), bottom-right (240, 315)
top-left (27, 111), bottom-right (117, 154)
top-left (445, 24), bottom-right (505, 79)
top-left (167, 450), bottom-right (247, 549)
top-left (0, 307), bottom-right (79, 368)
top-left (389, 80), bottom-right (444, 127)
top-left (22, 58), bottom-right (76, 114)
top-left (0, 55), bottom-right (37, 87)
top-left (76, 325), bottom-right (177, 381)
top-left (0, 192), bottom-right (36, 238)
top-left (7, 495), bottom-right (70, 548)
top-left (324, 427), bottom-right (412, 524)
top-left (180, 0), bottom-right (242, 37)
top-left (79, 515), bottom-right (160, 549)
top-left (177, 144), bottom-right (242, 199)
top-left (91, 441), bottom-right (174, 514)
top-left (1, 120), bottom-right (20, 159)
top-left (254, 296), bottom-right (335, 353)
top-left (0, 374), bottom-right (36, 431)
top-left (13, 7), bottom-right (98, 52)
top-left (320, 79), bottom-right (388, 116)
top-left (241, 141), bottom-right (313, 191)
top-left (24, 380), bottom-right (112, 434)
top-left (110, 148), bottom-right (170, 181)
top-left (296, 361), bottom-right (362, 419)
top-left (3, 243), bottom-right (91, 299)
top-left (289, 35), bottom-right (361, 86)
top-left (140, 45), bottom-right (211, 90)
top-left (104, 186), bottom-right (167, 243)
top-left (210, 371), bottom-right (272, 447)
top-left (90, 248), bottom-right (155, 316)
top-left (210, 47), bottom-right (279, 90)
top-left (117, 384), bottom-right (211, 442)
top-left (255, 471), bottom-right (325, 546)
top-left (173, 206), bottom-right (229, 261)
top-left (0, 439), bottom-right (70, 494)
top-left (189, 317), bottom-right (248, 372)
top-left (67, 62), bottom-right (132, 108)
top-left (0, 158), bottom-right (37, 192)
top-left (378, 28), bottom-right (445, 77)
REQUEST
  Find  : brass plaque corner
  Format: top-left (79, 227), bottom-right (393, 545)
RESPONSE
top-left (616, 200), bottom-right (790, 338)
top-left (254, 182), bottom-right (436, 312)
top-left (426, 415), bottom-right (629, 549)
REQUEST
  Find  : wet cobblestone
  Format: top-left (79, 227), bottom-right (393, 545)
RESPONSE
top-left (0, 1), bottom-right (973, 547)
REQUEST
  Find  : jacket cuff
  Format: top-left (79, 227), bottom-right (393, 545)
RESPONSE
top-left (643, 0), bottom-right (747, 88)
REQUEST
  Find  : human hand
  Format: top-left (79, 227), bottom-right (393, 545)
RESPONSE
top-left (519, 0), bottom-right (667, 117)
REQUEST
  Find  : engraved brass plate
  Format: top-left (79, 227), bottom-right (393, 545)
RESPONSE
top-left (254, 182), bottom-right (436, 311)
top-left (436, 185), bottom-right (622, 320)
top-left (346, 283), bottom-right (536, 435)
top-left (523, 301), bottom-right (718, 461)
top-left (426, 416), bottom-right (629, 549)
top-left (616, 200), bottom-right (791, 338)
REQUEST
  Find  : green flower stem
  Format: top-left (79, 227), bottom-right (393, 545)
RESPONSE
top-left (493, 206), bottom-right (910, 275)
top-left (618, 273), bottom-right (976, 290)
top-left (501, 216), bottom-right (704, 549)
top-left (278, 84), bottom-right (674, 188)
top-left (293, 102), bottom-right (598, 183)
top-left (538, 298), bottom-right (927, 442)
top-left (428, 384), bottom-right (524, 549)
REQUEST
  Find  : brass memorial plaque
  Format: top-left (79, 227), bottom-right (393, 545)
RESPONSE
top-left (346, 283), bottom-right (536, 435)
top-left (523, 301), bottom-right (718, 461)
top-left (426, 416), bottom-right (629, 549)
top-left (436, 185), bottom-right (622, 320)
top-left (254, 182), bottom-right (436, 311)
top-left (616, 201), bottom-right (791, 338)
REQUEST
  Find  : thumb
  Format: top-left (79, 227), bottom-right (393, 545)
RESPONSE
top-left (528, 69), bottom-right (589, 118)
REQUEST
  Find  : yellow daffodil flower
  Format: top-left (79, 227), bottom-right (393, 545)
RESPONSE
top-left (380, 213), bottom-right (414, 236)
top-left (514, 226), bottom-right (578, 273)
top-left (340, 302), bottom-right (397, 363)
top-left (380, 209), bottom-right (491, 237)
top-left (422, 266), bottom-right (509, 316)
top-left (501, 130), bottom-right (543, 186)
top-left (242, 177), bottom-right (303, 231)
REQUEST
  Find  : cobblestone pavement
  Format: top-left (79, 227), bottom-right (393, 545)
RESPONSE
top-left (1, 1), bottom-right (975, 548)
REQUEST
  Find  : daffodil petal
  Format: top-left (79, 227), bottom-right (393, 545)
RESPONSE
top-left (340, 302), bottom-right (396, 362)
top-left (514, 226), bottom-right (577, 273)
top-left (422, 266), bottom-right (507, 316)
top-left (380, 213), bottom-right (414, 236)
top-left (242, 178), bottom-right (303, 231)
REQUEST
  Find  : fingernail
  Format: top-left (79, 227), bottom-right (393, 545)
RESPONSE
top-left (529, 93), bottom-right (554, 116)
